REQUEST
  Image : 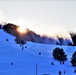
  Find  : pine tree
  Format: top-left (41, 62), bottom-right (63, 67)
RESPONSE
top-left (52, 48), bottom-right (67, 61)
top-left (71, 51), bottom-right (76, 66)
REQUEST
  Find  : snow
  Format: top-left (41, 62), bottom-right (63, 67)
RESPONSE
top-left (0, 30), bottom-right (76, 75)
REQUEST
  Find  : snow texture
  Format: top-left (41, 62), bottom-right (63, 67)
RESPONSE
top-left (0, 30), bottom-right (76, 75)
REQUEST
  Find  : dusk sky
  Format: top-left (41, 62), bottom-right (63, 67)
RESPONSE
top-left (0, 0), bottom-right (76, 36)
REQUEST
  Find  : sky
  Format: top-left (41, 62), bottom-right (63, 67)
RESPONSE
top-left (0, 0), bottom-right (76, 36)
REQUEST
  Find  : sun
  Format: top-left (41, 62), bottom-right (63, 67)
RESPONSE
top-left (17, 27), bottom-right (25, 33)
top-left (14, 18), bottom-right (32, 33)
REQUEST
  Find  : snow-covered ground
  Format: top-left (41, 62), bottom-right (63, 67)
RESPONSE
top-left (0, 30), bottom-right (76, 75)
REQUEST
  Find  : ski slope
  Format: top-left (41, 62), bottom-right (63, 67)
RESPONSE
top-left (0, 30), bottom-right (76, 75)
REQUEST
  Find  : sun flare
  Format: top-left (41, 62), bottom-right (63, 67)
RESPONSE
top-left (17, 27), bottom-right (25, 33)
top-left (12, 18), bottom-right (32, 33)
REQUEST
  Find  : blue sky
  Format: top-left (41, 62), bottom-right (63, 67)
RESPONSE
top-left (0, 0), bottom-right (76, 35)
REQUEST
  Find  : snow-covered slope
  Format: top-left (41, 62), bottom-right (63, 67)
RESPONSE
top-left (0, 30), bottom-right (76, 75)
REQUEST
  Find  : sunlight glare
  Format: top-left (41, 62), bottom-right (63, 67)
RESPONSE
top-left (17, 27), bottom-right (25, 33)
top-left (13, 18), bottom-right (32, 33)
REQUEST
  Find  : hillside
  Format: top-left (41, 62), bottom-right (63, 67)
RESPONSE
top-left (0, 29), bottom-right (76, 75)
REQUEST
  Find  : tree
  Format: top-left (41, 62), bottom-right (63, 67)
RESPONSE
top-left (15, 38), bottom-right (26, 45)
top-left (0, 25), bottom-right (1, 29)
top-left (52, 48), bottom-right (67, 61)
top-left (69, 32), bottom-right (76, 46)
top-left (71, 51), bottom-right (76, 66)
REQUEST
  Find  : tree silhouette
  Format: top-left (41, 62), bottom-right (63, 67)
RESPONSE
top-left (71, 51), bottom-right (76, 66)
top-left (52, 48), bottom-right (67, 61)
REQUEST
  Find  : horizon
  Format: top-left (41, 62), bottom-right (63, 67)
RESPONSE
top-left (0, 0), bottom-right (76, 35)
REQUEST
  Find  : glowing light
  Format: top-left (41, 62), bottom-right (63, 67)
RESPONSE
top-left (17, 27), bottom-right (25, 33)
top-left (9, 18), bottom-right (32, 33)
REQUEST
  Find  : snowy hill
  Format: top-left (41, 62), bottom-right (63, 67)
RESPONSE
top-left (0, 29), bottom-right (76, 75)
